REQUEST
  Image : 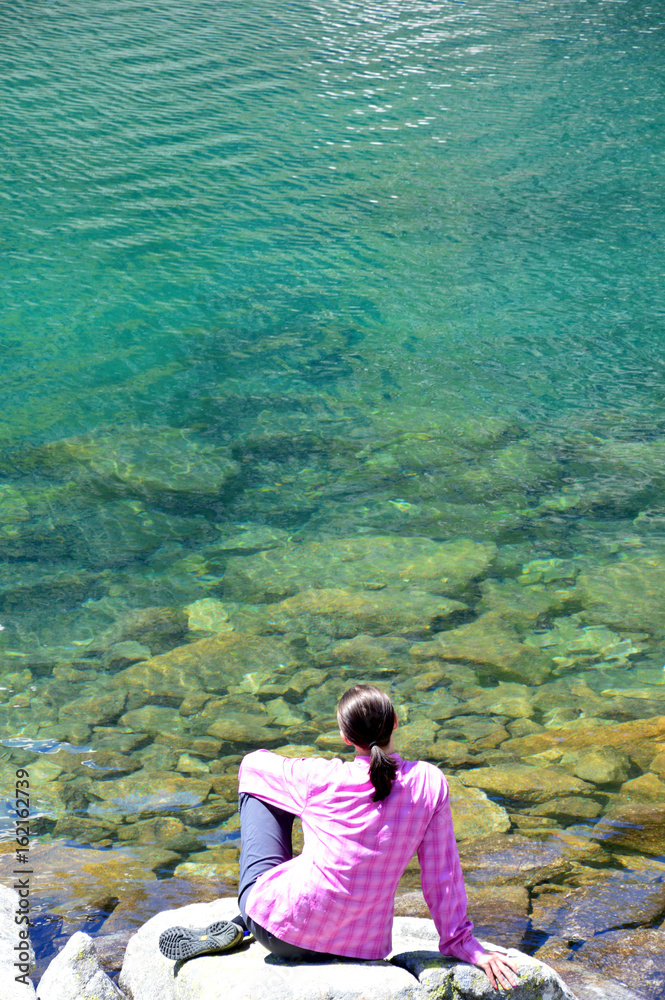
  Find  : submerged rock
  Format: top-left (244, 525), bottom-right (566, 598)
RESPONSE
top-left (207, 716), bottom-right (282, 745)
top-left (479, 578), bottom-right (576, 629)
top-left (0, 843), bottom-right (157, 947)
top-left (415, 690), bottom-right (461, 724)
top-left (53, 815), bottom-right (120, 845)
top-left (394, 719), bottom-right (440, 760)
top-left (59, 690), bottom-right (127, 727)
top-left (530, 869), bottom-right (665, 940)
top-left (0, 481), bottom-right (79, 562)
top-left (455, 682), bottom-right (534, 720)
top-left (447, 776), bottom-right (511, 840)
top-left (522, 616), bottom-right (644, 676)
top-left (575, 928), bottom-right (665, 1000)
top-left (89, 607), bottom-right (188, 656)
top-left (119, 704), bottom-right (184, 736)
top-left (561, 966), bottom-right (652, 1000)
top-left (222, 536), bottom-right (496, 602)
top-left (116, 816), bottom-right (203, 853)
top-left (570, 748), bottom-right (630, 785)
top-left (248, 587), bottom-right (466, 639)
top-left (526, 796), bottom-right (602, 823)
top-left (102, 642), bottom-right (152, 671)
top-left (648, 750), bottom-right (665, 780)
top-left (0, 562), bottom-right (105, 612)
top-left (466, 886), bottom-right (530, 952)
top-left (72, 501), bottom-right (212, 568)
top-left (184, 598), bottom-right (234, 635)
top-left (206, 525), bottom-right (290, 555)
top-left (361, 408), bottom-right (517, 449)
top-left (458, 832), bottom-right (605, 888)
top-left (616, 772), bottom-right (665, 803)
top-left (591, 803), bottom-right (665, 856)
top-left (111, 631), bottom-right (302, 704)
top-left (315, 635), bottom-right (413, 673)
top-left (503, 716), bottom-right (665, 771)
top-left (27, 426), bottom-right (240, 509)
top-left (459, 765), bottom-right (592, 805)
top-left (575, 555), bottom-right (665, 634)
top-left (390, 501), bottom-right (523, 542)
top-left (410, 614), bottom-right (553, 685)
top-left (87, 770), bottom-right (212, 817)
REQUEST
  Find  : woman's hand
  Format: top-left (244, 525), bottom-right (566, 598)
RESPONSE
top-left (475, 950), bottom-right (520, 990)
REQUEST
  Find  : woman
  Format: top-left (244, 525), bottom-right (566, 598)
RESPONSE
top-left (160, 684), bottom-right (519, 991)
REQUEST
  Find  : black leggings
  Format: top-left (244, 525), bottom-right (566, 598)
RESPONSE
top-left (237, 792), bottom-right (337, 961)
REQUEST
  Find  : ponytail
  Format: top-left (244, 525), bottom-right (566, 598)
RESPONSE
top-left (367, 742), bottom-right (399, 802)
top-left (337, 685), bottom-right (399, 802)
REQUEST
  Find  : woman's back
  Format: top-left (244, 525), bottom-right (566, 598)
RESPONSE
top-left (238, 749), bottom-right (475, 961)
top-left (301, 752), bottom-right (442, 878)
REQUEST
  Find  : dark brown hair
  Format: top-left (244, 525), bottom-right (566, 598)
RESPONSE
top-left (337, 684), bottom-right (398, 802)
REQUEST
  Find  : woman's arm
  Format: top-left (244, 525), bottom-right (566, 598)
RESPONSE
top-left (416, 782), bottom-right (519, 988)
top-left (416, 791), bottom-right (485, 965)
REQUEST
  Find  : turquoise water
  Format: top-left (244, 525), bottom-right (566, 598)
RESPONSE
top-left (3, 0), bottom-right (665, 443)
top-left (2, 0), bottom-right (665, 982)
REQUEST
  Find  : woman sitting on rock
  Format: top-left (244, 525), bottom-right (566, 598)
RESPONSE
top-left (160, 683), bottom-right (519, 990)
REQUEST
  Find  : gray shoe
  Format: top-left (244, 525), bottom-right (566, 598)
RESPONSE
top-left (158, 920), bottom-right (244, 961)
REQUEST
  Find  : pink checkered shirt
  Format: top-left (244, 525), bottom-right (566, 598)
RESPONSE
top-left (238, 749), bottom-right (485, 963)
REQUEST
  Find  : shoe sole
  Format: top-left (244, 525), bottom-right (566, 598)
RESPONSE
top-left (159, 920), bottom-right (244, 961)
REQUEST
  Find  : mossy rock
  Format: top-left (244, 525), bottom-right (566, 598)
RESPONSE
top-left (87, 770), bottom-right (212, 817)
top-left (392, 947), bottom-right (577, 999)
top-left (575, 555), bottom-right (665, 634)
top-left (459, 764), bottom-right (593, 805)
top-left (223, 536), bottom-right (497, 602)
top-left (503, 715), bottom-right (665, 772)
top-left (458, 831), bottom-right (606, 888)
top-left (447, 776), bottom-right (510, 841)
top-left (575, 927), bottom-right (665, 998)
top-left (111, 631), bottom-right (303, 702)
top-left (478, 578), bottom-right (577, 628)
top-left (22, 426), bottom-right (240, 509)
top-left (315, 634), bottom-right (413, 673)
top-left (410, 614), bottom-right (553, 685)
top-left (255, 587), bottom-right (466, 639)
top-left (0, 562), bottom-right (106, 611)
top-left (87, 606), bottom-right (188, 655)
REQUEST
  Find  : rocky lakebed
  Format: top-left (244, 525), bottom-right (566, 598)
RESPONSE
top-left (0, 412), bottom-right (665, 999)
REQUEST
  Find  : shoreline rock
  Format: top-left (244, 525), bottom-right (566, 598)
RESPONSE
top-left (5, 871), bottom-right (662, 999)
top-left (117, 897), bottom-right (579, 1000)
top-left (0, 885), bottom-right (37, 1000)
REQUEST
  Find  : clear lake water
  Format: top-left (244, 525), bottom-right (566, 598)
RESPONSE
top-left (1, 0), bottom-right (665, 984)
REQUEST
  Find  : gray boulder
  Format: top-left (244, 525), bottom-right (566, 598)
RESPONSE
top-left (119, 897), bottom-right (418, 1000)
top-left (391, 918), bottom-right (578, 999)
top-left (0, 884), bottom-right (37, 999)
top-left (119, 898), bottom-right (578, 1000)
top-left (37, 932), bottom-right (124, 1000)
